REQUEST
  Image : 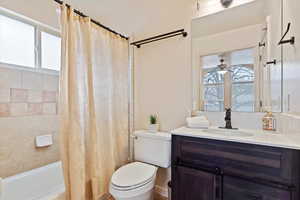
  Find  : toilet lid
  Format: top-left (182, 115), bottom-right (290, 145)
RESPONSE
top-left (111, 162), bottom-right (157, 188)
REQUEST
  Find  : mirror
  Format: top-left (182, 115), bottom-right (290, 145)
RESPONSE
top-left (192, 0), bottom-right (283, 113)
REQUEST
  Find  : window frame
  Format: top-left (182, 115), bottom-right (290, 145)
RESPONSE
top-left (201, 48), bottom-right (256, 112)
top-left (0, 8), bottom-right (61, 74)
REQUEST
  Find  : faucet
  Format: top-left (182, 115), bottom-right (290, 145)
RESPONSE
top-left (224, 108), bottom-right (233, 129)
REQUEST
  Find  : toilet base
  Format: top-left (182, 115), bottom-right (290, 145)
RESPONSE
top-left (112, 188), bottom-right (154, 200)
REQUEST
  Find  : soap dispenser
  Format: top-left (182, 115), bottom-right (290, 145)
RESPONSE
top-left (262, 112), bottom-right (276, 131)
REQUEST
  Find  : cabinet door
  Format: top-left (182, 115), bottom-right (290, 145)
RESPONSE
top-left (223, 176), bottom-right (291, 200)
top-left (173, 166), bottom-right (220, 200)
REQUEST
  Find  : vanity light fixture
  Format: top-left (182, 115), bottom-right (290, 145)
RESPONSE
top-left (220, 0), bottom-right (233, 8)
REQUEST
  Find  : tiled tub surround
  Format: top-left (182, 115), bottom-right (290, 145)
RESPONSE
top-left (0, 88), bottom-right (57, 117)
top-left (0, 65), bottom-right (60, 178)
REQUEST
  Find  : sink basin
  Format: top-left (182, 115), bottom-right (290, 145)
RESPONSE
top-left (202, 128), bottom-right (254, 137)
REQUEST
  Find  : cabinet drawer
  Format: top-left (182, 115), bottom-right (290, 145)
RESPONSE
top-left (223, 176), bottom-right (291, 200)
top-left (172, 136), bottom-right (296, 185)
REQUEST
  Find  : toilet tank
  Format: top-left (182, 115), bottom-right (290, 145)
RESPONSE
top-left (133, 131), bottom-right (171, 168)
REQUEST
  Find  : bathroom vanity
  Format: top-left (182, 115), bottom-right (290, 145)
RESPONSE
top-left (171, 128), bottom-right (300, 200)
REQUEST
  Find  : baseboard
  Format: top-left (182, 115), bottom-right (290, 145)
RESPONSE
top-left (155, 185), bottom-right (168, 198)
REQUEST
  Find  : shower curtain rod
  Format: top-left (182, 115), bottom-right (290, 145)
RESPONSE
top-left (53, 0), bottom-right (129, 40)
top-left (130, 29), bottom-right (188, 48)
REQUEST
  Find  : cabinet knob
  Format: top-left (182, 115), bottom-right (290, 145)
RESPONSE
top-left (215, 167), bottom-right (223, 175)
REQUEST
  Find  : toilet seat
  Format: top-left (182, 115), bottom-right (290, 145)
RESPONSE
top-left (111, 174), bottom-right (155, 191)
top-left (111, 162), bottom-right (157, 191)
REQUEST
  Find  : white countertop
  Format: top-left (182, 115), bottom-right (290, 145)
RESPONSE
top-left (171, 126), bottom-right (300, 150)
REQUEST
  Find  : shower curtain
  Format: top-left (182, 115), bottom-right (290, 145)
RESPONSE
top-left (59, 5), bottom-right (129, 200)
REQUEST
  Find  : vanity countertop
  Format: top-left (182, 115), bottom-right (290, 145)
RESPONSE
top-left (171, 126), bottom-right (300, 150)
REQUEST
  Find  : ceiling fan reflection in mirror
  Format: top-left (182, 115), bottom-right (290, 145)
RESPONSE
top-left (217, 58), bottom-right (233, 75)
top-left (220, 0), bottom-right (233, 8)
top-left (216, 55), bottom-right (253, 75)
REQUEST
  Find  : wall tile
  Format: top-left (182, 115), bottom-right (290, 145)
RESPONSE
top-left (28, 90), bottom-right (43, 103)
top-left (43, 74), bottom-right (59, 91)
top-left (0, 115), bottom-right (59, 178)
top-left (43, 91), bottom-right (57, 102)
top-left (22, 71), bottom-right (43, 90)
top-left (0, 88), bottom-right (10, 103)
top-left (43, 103), bottom-right (57, 115)
top-left (10, 103), bottom-right (28, 116)
top-left (0, 67), bottom-right (22, 88)
top-left (11, 88), bottom-right (28, 103)
top-left (0, 103), bottom-right (10, 117)
top-left (28, 103), bottom-right (43, 115)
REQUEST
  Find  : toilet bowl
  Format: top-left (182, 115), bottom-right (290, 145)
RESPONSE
top-left (109, 162), bottom-right (158, 200)
top-left (109, 131), bottom-right (171, 200)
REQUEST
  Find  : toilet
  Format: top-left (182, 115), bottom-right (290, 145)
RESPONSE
top-left (109, 130), bottom-right (171, 200)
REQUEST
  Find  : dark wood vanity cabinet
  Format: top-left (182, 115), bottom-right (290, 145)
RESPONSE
top-left (174, 166), bottom-right (221, 200)
top-left (171, 136), bottom-right (300, 200)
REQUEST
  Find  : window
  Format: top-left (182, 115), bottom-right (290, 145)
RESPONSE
top-left (0, 12), bottom-right (61, 71)
top-left (41, 32), bottom-right (61, 71)
top-left (0, 15), bottom-right (35, 67)
top-left (202, 55), bottom-right (225, 111)
top-left (202, 48), bottom-right (255, 112)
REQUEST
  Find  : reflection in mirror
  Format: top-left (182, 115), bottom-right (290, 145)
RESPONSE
top-left (192, 0), bottom-right (282, 113)
top-left (202, 48), bottom-right (255, 112)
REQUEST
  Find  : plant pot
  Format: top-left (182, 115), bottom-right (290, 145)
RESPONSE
top-left (148, 124), bottom-right (159, 133)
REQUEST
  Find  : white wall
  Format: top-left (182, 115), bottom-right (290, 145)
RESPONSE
top-left (0, 0), bottom-right (59, 29)
top-left (193, 24), bottom-right (262, 56)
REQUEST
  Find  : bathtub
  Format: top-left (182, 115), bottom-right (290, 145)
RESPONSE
top-left (1, 162), bottom-right (65, 200)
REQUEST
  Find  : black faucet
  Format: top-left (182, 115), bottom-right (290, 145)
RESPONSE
top-left (224, 108), bottom-right (232, 129)
top-left (219, 108), bottom-right (238, 130)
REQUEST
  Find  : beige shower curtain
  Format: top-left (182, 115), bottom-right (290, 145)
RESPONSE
top-left (59, 5), bottom-right (129, 200)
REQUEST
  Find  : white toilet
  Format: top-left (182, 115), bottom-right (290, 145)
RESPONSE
top-left (109, 130), bottom-right (171, 200)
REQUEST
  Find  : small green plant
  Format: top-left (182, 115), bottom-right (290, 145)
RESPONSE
top-left (150, 114), bottom-right (157, 124)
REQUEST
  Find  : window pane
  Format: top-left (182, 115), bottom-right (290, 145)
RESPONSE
top-left (232, 82), bottom-right (254, 112)
top-left (204, 70), bottom-right (224, 84)
top-left (41, 32), bottom-right (61, 71)
top-left (231, 64), bottom-right (254, 112)
top-left (0, 15), bottom-right (35, 67)
top-left (230, 48), bottom-right (254, 66)
top-left (231, 65), bottom-right (254, 82)
top-left (204, 85), bottom-right (224, 112)
top-left (202, 54), bottom-right (220, 69)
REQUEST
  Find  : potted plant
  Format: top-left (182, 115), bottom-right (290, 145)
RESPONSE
top-left (148, 114), bottom-right (159, 133)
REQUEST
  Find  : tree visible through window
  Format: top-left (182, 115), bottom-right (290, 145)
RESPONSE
top-left (202, 48), bottom-right (255, 112)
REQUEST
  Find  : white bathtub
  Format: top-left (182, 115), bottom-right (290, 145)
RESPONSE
top-left (1, 162), bottom-right (65, 200)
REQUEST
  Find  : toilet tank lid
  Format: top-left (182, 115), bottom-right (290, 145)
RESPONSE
top-left (133, 130), bottom-right (171, 141)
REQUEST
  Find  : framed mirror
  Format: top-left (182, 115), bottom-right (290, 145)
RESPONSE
top-left (192, 0), bottom-right (283, 113)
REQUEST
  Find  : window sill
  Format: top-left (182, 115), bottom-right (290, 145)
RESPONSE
top-left (0, 62), bottom-right (60, 76)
